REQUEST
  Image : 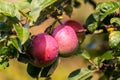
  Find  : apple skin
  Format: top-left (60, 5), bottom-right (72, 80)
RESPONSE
top-left (31, 33), bottom-right (58, 67)
top-left (52, 25), bottom-right (78, 57)
top-left (64, 20), bottom-right (85, 44)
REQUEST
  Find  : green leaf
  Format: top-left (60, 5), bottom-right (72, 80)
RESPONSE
top-left (100, 51), bottom-right (112, 60)
top-left (18, 54), bottom-right (30, 64)
top-left (93, 57), bottom-right (100, 66)
top-left (86, 12), bottom-right (101, 32)
top-left (15, 1), bottom-right (31, 10)
top-left (87, 22), bottom-right (98, 32)
top-left (0, 47), bottom-right (8, 56)
top-left (0, 59), bottom-right (9, 70)
top-left (41, 57), bottom-right (59, 77)
top-left (30, 0), bottom-right (56, 21)
top-left (10, 37), bottom-right (22, 53)
top-left (80, 50), bottom-right (91, 59)
top-left (0, 22), bottom-right (12, 32)
top-left (7, 42), bottom-right (18, 58)
top-left (14, 25), bottom-right (29, 44)
top-left (27, 63), bottom-right (41, 78)
top-left (109, 31), bottom-right (120, 48)
top-left (110, 17), bottom-right (120, 25)
top-left (117, 78), bottom-right (120, 80)
top-left (64, 4), bottom-right (73, 17)
top-left (86, 12), bottom-right (101, 26)
top-left (0, 1), bottom-right (21, 19)
top-left (96, 1), bottom-right (119, 21)
top-left (68, 68), bottom-right (92, 80)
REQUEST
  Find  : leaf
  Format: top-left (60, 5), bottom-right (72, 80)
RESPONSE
top-left (17, 54), bottom-right (30, 63)
top-left (96, 1), bottom-right (119, 21)
top-left (86, 1), bottom-right (120, 32)
top-left (74, 0), bottom-right (81, 8)
top-left (86, 12), bottom-right (101, 26)
top-left (15, 1), bottom-right (31, 10)
top-left (0, 1), bottom-right (21, 19)
top-left (109, 31), bottom-right (120, 48)
top-left (40, 57), bottom-right (59, 77)
top-left (0, 22), bottom-right (12, 32)
top-left (64, 4), bottom-right (73, 17)
top-left (68, 68), bottom-right (92, 80)
top-left (110, 17), bottom-right (120, 25)
top-left (0, 59), bottom-right (9, 70)
top-left (10, 37), bottom-right (22, 53)
top-left (87, 22), bottom-right (98, 32)
top-left (27, 63), bottom-right (41, 78)
top-left (19, 10), bottom-right (32, 20)
top-left (30, 0), bottom-right (56, 21)
top-left (86, 12), bottom-right (100, 32)
top-left (80, 50), bottom-right (91, 59)
top-left (100, 51), bottom-right (112, 60)
top-left (93, 57), bottom-right (100, 66)
top-left (0, 47), bottom-right (8, 56)
top-left (7, 42), bottom-right (18, 58)
top-left (14, 25), bottom-right (29, 44)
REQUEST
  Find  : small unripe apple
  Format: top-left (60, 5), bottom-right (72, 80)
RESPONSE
top-left (31, 33), bottom-right (58, 67)
top-left (64, 20), bottom-right (86, 44)
top-left (52, 25), bottom-right (78, 57)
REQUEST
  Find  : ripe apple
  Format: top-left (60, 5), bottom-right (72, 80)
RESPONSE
top-left (64, 20), bottom-right (86, 44)
top-left (31, 33), bottom-right (58, 67)
top-left (52, 25), bottom-right (78, 57)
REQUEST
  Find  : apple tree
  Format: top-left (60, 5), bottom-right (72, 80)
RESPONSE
top-left (0, 0), bottom-right (120, 80)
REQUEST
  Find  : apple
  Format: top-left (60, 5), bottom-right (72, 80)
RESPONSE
top-left (52, 25), bottom-right (78, 57)
top-left (31, 33), bottom-right (58, 67)
top-left (64, 20), bottom-right (86, 44)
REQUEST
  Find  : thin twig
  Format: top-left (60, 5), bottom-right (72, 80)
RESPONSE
top-left (88, 59), bottom-right (99, 71)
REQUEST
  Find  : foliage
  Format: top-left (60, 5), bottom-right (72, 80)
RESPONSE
top-left (1, 0), bottom-right (120, 80)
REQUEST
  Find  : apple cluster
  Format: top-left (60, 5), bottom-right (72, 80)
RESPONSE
top-left (30, 20), bottom-right (85, 67)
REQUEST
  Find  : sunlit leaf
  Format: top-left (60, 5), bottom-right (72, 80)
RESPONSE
top-left (0, 59), bottom-right (9, 70)
top-left (109, 31), bottom-right (120, 48)
top-left (117, 78), bottom-right (120, 80)
top-left (30, 0), bottom-right (56, 21)
top-left (10, 37), bottom-right (22, 53)
top-left (96, 1), bottom-right (119, 21)
top-left (68, 68), bottom-right (92, 80)
top-left (110, 17), bottom-right (120, 25)
top-left (87, 22), bottom-right (98, 32)
top-left (100, 51), bottom-right (112, 60)
top-left (15, 1), bottom-right (31, 10)
top-left (14, 25), bottom-right (29, 44)
top-left (86, 1), bottom-right (120, 32)
top-left (0, 1), bottom-right (21, 19)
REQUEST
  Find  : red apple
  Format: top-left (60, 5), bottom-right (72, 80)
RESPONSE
top-left (31, 33), bottom-right (58, 67)
top-left (64, 20), bottom-right (86, 44)
top-left (52, 25), bottom-right (78, 57)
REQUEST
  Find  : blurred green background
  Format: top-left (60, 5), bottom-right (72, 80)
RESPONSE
top-left (0, 0), bottom-right (114, 80)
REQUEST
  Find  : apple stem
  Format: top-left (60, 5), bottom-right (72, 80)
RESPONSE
top-left (76, 29), bottom-right (87, 33)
